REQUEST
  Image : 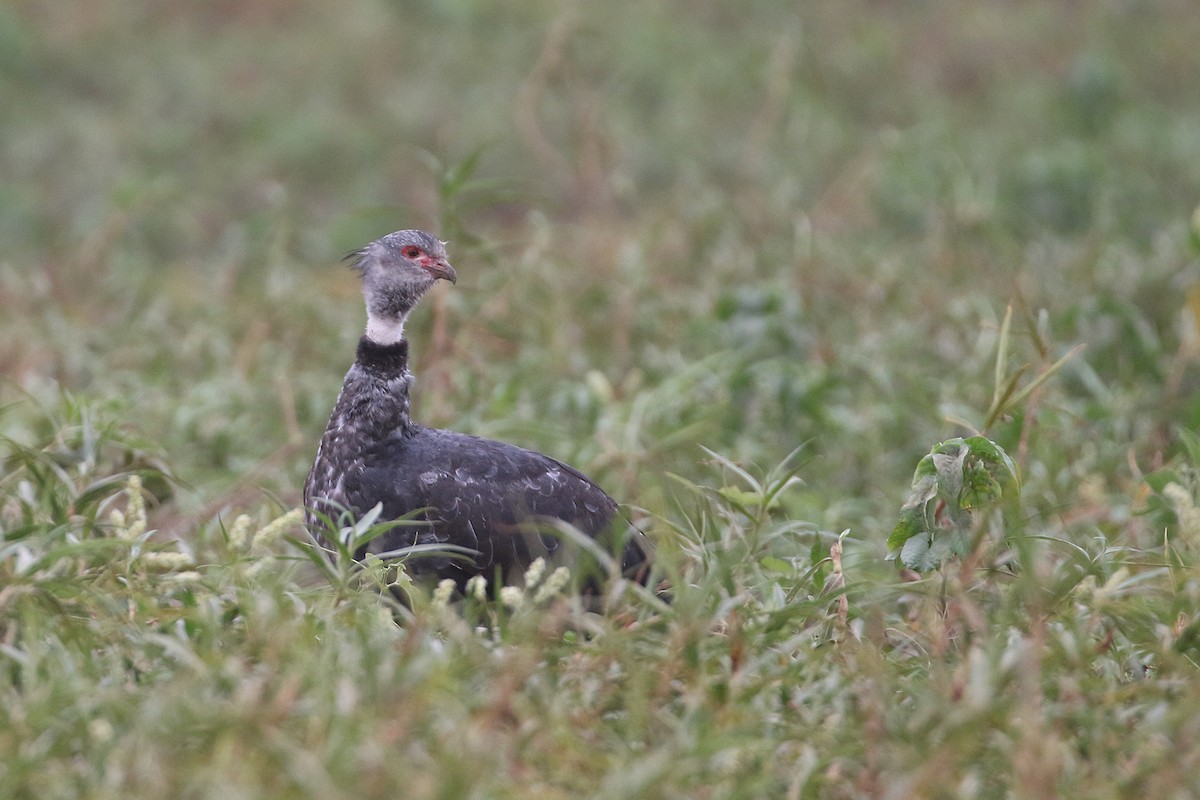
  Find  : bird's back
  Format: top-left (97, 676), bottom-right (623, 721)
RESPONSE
top-left (342, 425), bottom-right (646, 587)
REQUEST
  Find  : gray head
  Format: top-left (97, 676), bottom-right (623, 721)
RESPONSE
top-left (349, 230), bottom-right (456, 344)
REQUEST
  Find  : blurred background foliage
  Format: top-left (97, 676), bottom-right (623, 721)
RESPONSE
top-left (6, 2), bottom-right (1200, 797)
top-left (1, 0), bottom-right (1198, 563)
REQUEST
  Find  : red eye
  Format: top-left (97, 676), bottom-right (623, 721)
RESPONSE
top-left (402, 247), bottom-right (422, 259)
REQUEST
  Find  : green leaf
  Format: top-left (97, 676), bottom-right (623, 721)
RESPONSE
top-left (932, 443), bottom-right (968, 499)
top-left (960, 462), bottom-right (1003, 509)
top-left (760, 555), bottom-right (792, 575)
top-left (1177, 426), bottom-right (1200, 468)
top-left (891, 436), bottom-right (1019, 570)
top-left (962, 435), bottom-right (1020, 486)
top-left (899, 533), bottom-right (934, 571)
top-left (1143, 468), bottom-right (1182, 494)
top-left (888, 504), bottom-right (927, 553)
top-left (718, 486), bottom-right (768, 509)
top-left (911, 453), bottom-right (938, 485)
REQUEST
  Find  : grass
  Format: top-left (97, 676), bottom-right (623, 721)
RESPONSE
top-left (3, 0), bottom-right (1200, 796)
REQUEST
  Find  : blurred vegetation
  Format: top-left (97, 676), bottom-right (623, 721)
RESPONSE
top-left (3, 0), bottom-right (1200, 796)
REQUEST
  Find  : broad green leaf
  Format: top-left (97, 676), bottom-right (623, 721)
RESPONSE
top-left (899, 533), bottom-right (934, 571)
top-left (718, 486), bottom-right (768, 509)
top-left (1143, 468), bottom-right (1183, 494)
top-left (932, 445), bottom-right (968, 500)
top-left (1177, 426), bottom-right (1200, 468)
top-left (891, 436), bottom-right (1018, 570)
top-left (909, 473), bottom-right (939, 507)
top-left (760, 555), bottom-right (792, 575)
top-left (963, 435), bottom-right (1020, 485)
top-left (912, 453), bottom-right (937, 483)
top-left (888, 504), bottom-right (927, 553)
top-left (960, 463), bottom-right (1002, 509)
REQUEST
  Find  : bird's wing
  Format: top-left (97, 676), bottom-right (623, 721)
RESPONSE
top-left (346, 427), bottom-right (622, 579)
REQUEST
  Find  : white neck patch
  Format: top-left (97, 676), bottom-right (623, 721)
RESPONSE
top-left (365, 312), bottom-right (407, 345)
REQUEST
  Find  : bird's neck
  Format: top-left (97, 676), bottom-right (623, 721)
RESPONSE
top-left (354, 335), bottom-right (412, 375)
top-left (304, 335), bottom-right (415, 526)
top-left (365, 310), bottom-right (408, 346)
top-left (325, 336), bottom-right (418, 442)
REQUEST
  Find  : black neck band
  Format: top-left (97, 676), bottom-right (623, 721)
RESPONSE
top-left (356, 336), bottom-right (410, 373)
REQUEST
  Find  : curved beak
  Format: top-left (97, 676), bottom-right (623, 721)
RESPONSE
top-left (424, 259), bottom-right (457, 284)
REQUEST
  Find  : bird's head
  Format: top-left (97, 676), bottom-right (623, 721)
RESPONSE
top-left (349, 229), bottom-right (456, 344)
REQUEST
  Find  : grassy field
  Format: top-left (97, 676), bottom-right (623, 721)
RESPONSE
top-left (4, 1), bottom-right (1200, 796)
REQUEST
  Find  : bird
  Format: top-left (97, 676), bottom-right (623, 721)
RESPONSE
top-left (303, 229), bottom-right (648, 593)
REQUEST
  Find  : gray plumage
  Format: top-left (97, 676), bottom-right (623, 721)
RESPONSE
top-left (303, 230), bottom-right (647, 590)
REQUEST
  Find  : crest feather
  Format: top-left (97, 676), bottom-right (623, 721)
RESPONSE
top-left (343, 247), bottom-right (369, 271)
